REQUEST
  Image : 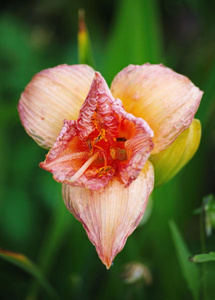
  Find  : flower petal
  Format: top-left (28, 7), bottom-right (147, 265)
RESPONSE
top-left (62, 160), bottom-right (154, 268)
top-left (77, 72), bottom-right (119, 140)
top-left (149, 119), bottom-right (201, 187)
top-left (18, 64), bottom-right (95, 149)
top-left (111, 63), bottom-right (203, 153)
top-left (112, 101), bottom-right (154, 186)
top-left (40, 120), bottom-right (115, 191)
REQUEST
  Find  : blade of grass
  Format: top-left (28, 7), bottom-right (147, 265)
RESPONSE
top-left (169, 220), bottom-right (200, 300)
top-left (0, 249), bottom-right (59, 299)
top-left (78, 10), bottom-right (95, 68)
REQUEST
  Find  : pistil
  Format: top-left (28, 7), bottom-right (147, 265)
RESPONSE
top-left (69, 152), bottom-right (99, 183)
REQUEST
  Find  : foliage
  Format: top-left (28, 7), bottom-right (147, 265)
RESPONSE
top-left (190, 252), bottom-right (215, 263)
top-left (169, 221), bottom-right (200, 300)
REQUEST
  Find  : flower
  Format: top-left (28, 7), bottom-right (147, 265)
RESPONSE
top-left (18, 63), bottom-right (203, 268)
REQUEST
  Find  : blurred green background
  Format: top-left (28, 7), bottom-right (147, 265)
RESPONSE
top-left (0, 0), bottom-right (215, 299)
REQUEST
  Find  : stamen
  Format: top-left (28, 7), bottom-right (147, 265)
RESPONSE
top-left (110, 147), bottom-right (116, 159)
top-left (116, 137), bottom-right (127, 142)
top-left (93, 144), bottom-right (107, 167)
top-left (93, 133), bottom-right (102, 144)
top-left (92, 127), bottom-right (107, 145)
top-left (98, 166), bottom-right (114, 177)
top-left (102, 151), bottom-right (107, 167)
top-left (69, 152), bottom-right (99, 183)
top-left (86, 138), bottom-right (92, 151)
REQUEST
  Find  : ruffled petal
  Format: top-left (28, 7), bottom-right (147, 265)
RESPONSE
top-left (149, 119), bottom-right (201, 187)
top-left (62, 160), bottom-right (154, 268)
top-left (112, 100), bottom-right (154, 186)
top-left (18, 64), bottom-right (95, 149)
top-left (77, 72), bottom-right (119, 140)
top-left (111, 63), bottom-right (203, 153)
top-left (40, 120), bottom-right (116, 191)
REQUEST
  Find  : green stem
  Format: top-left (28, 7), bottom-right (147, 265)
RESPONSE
top-left (200, 204), bottom-right (207, 300)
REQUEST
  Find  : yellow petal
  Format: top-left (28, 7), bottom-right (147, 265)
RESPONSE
top-left (111, 64), bottom-right (203, 154)
top-left (62, 161), bottom-right (154, 268)
top-left (149, 119), bottom-right (201, 188)
top-left (18, 64), bottom-right (95, 149)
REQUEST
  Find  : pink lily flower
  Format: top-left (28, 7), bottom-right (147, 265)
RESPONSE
top-left (18, 63), bottom-right (203, 268)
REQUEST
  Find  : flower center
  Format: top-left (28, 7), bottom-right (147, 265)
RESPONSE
top-left (69, 117), bottom-right (130, 183)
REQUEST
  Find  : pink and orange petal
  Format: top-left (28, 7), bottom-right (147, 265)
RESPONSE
top-left (18, 64), bottom-right (95, 149)
top-left (63, 160), bottom-right (154, 268)
top-left (111, 63), bottom-right (203, 154)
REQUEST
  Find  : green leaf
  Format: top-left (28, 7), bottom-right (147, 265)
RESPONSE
top-left (102, 0), bottom-right (164, 83)
top-left (0, 249), bottom-right (59, 299)
top-left (190, 252), bottom-right (215, 263)
top-left (169, 220), bottom-right (200, 300)
top-left (196, 58), bottom-right (215, 130)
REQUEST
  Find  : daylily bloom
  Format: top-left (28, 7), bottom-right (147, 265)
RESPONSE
top-left (18, 63), bottom-right (203, 268)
